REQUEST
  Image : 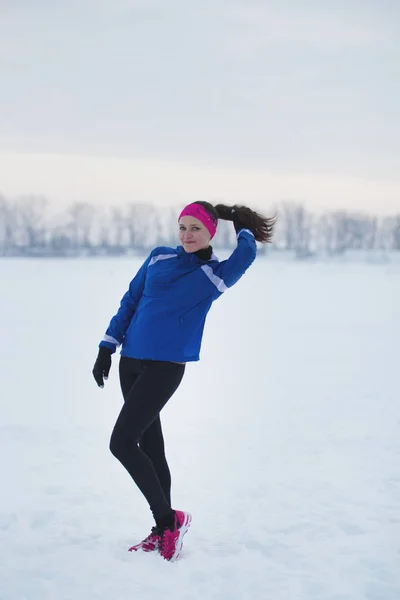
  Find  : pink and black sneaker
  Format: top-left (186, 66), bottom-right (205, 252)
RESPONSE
top-left (128, 526), bottom-right (161, 552)
top-left (159, 510), bottom-right (192, 562)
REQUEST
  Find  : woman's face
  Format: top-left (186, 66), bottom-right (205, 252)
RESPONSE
top-left (178, 216), bottom-right (211, 253)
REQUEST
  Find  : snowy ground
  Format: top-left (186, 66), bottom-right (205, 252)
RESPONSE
top-left (1, 256), bottom-right (399, 600)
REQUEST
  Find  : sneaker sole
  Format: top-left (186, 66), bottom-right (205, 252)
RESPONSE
top-left (169, 512), bottom-right (192, 562)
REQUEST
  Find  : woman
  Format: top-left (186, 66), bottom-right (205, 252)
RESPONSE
top-left (92, 201), bottom-right (275, 562)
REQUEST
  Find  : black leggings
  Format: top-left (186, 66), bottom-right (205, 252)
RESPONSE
top-left (109, 357), bottom-right (185, 520)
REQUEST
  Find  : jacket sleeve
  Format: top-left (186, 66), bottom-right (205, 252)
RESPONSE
top-left (99, 253), bottom-right (152, 353)
top-left (214, 228), bottom-right (257, 290)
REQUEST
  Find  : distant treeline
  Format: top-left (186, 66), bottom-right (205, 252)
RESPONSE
top-left (0, 194), bottom-right (399, 258)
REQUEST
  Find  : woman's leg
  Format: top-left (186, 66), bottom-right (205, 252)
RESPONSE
top-left (119, 357), bottom-right (172, 505)
top-left (111, 357), bottom-right (185, 520)
top-left (139, 417), bottom-right (171, 506)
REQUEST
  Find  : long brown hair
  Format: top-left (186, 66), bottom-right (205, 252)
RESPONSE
top-left (194, 201), bottom-right (277, 243)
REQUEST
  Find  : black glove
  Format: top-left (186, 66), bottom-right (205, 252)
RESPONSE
top-left (232, 209), bottom-right (243, 234)
top-left (92, 347), bottom-right (112, 388)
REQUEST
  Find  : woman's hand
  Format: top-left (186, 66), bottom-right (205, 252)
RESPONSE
top-left (232, 209), bottom-right (244, 234)
top-left (92, 347), bottom-right (112, 388)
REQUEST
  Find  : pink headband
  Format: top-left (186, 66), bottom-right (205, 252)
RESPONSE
top-left (178, 203), bottom-right (218, 239)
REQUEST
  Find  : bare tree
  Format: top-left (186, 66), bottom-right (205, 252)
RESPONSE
top-left (67, 202), bottom-right (96, 250)
top-left (277, 201), bottom-right (313, 255)
top-left (280, 201), bottom-right (297, 250)
top-left (393, 215), bottom-right (400, 250)
top-left (14, 195), bottom-right (49, 252)
top-left (163, 206), bottom-right (181, 247)
top-left (123, 203), bottom-right (157, 250)
top-left (0, 195), bottom-right (18, 255)
top-left (319, 211), bottom-right (353, 254)
top-left (109, 207), bottom-right (128, 250)
top-left (375, 217), bottom-right (392, 251)
top-left (363, 216), bottom-right (378, 250)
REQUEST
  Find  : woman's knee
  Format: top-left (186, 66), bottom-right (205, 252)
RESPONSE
top-left (110, 425), bottom-right (140, 459)
top-left (109, 427), bottom-right (126, 458)
top-left (109, 430), bottom-right (118, 458)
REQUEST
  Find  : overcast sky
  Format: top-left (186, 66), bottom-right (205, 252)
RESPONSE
top-left (0, 0), bottom-right (399, 215)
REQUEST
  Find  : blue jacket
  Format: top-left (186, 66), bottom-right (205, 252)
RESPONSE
top-left (99, 229), bottom-right (257, 362)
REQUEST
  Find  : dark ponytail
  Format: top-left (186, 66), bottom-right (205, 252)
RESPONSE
top-left (194, 201), bottom-right (277, 244)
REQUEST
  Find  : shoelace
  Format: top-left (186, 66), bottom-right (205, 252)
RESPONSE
top-left (161, 531), bottom-right (170, 554)
top-left (149, 526), bottom-right (160, 539)
top-left (160, 519), bottom-right (179, 554)
top-left (141, 526), bottom-right (160, 544)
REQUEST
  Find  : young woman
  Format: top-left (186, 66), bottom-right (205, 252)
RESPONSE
top-left (92, 201), bottom-right (275, 562)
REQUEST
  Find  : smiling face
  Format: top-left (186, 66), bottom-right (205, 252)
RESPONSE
top-left (178, 215), bottom-right (211, 253)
